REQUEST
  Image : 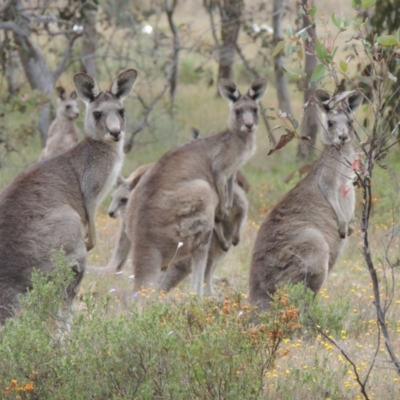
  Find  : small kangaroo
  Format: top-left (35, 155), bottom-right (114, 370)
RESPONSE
top-left (40, 86), bottom-right (81, 160)
top-left (249, 89), bottom-right (364, 312)
top-left (126, 78), bottom-right (268, 297)
top-left (0, 69), bottom-right (137, 324)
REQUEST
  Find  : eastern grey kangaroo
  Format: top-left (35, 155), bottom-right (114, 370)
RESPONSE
top-left (249, 89), bottom-right (364, 312)
top-left (126, 78), bottom-right (268, 297)
top-left (92, 166), bottom-right (249, 297)
top-left (40, 86), bottom-right (81, 160)
top-left (0, 69), bottom-right (137, 324)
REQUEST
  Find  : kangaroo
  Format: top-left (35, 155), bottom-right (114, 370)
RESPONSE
top-left (249, 89), bottom-right (364, 312)
top-left (0, 69), bottom-right (137, 325)
top-left (92, 165), bottom-right (249, 297)
top-left (126, 78), bottom-right (268, 297)
top-left (40, 86), bottom-right (81, 160)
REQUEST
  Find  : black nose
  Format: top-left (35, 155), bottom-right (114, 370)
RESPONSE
top-left (110, 131), bottom-right (121, 140)
top-left (245, 123), bottom-right (253, 130)
top-left (108, 211), bottom-right (115, 218)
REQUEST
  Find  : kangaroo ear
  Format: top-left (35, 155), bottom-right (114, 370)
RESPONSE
top-left (110, 69), bottom-right (138, 100)
top-left (56, 86), bottom-right (66, 101)
top-left (346, 91), bottom-right (363, 112)
top-left (70, 90), bottom-right (77, 100)
top-left (315, 89), bottom-right (331, 113)
top-left (219, 79), bottom-right (241, 103)
top-left (115, 175), bottom-right (126, 187)
top-left (248, 78), bottom-right (268, 102)
top-left (73, 73), bottom-right (100, 103)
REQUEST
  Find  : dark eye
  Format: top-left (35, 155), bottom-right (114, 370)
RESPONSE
top-left (235, 109), bottom-right (241, 117)
top-left (252, 107), bottom-right (258, 114)
top-left (348, 120), bottom-right (353, 126)
top-left (120, 198), bottom-right (128, 204)
top-left (119, 109), bottom-right (125, 118)
top-left (327, 120), bottom-right (334, 128)
top-left (93, 111), bottom-right (102, 121)
top-left (66, 105), bottom-right (71, 110)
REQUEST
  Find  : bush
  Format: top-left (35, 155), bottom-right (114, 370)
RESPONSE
top-left (0, 258), bottom-right (303, 399)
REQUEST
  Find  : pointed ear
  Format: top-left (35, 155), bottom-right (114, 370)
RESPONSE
top-left (73, 73), bottom-right (100, 103)
top-left (70, 90), bottom-right (77, 99)
top-left (56, 86), bottom-right (66, 101)
top-left (346, 91), bottom-right (364, 112)
top-left (115, 175), bottom-right (126, 187)
top-left (219, 79), bottom-right (241, 103)
top-left (247, 78), bottom-right (268, 102)
top-left (315, 89), bottom-right (331, 113)
top-left (110, 69), bottom-right (137, 101)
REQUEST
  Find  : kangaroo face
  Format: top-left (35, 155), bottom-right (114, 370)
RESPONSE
top-left (324, 107), bottom-right (355, 146)
top-left (108, 179), bottom-right (130, 218)
top-left (316, 90), bottom-right (364, 147)
top-left (74, 69), bottom-right (137, 143)
top-left (55, 87), bottom-right (79, 120)
top-left (87, 93), bottom-right (126, 143)
top-left (230, 95), bottom-right (260, 134)
top-left (219, 78), bottom-right (269, 135)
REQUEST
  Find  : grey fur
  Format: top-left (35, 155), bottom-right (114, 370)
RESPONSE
top-left (0, 69), bottom-right (137, 324)
top-left (126, 78), bottom-right (268, 297)
top-left (249, 90), bottom-right (364, 312)
top-left (39, 87), bottom-right (81, 160)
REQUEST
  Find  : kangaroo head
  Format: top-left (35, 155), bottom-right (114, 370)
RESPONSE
top-left (55, 86), bottom-right (80, 121)
top-left (219, 78), bottom-right (268, 134)
top-left (316, 89), bottom-right (363, 146)
top-left (73, 69), bottom-right (137, 143)
top-left (108, 175), bottom-right (130, 218)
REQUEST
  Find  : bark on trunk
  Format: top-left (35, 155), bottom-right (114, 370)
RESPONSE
top-left (272, 0), bottom-right (293, 115)
top-left (297, 0), bottom-right (319, 160)
top-left (217, 0), bottom-right (243, 85)
top-left (80, 7), bottom-right (97, 79)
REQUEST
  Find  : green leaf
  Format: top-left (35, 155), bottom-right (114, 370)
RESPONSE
top-left (331, 13), bottom-right (341, 28)
top-left (361, 0), bottom-right (376, 7)
top-left (309, 5), bottom-right (317, 18)
top-left (376, 35), bottom-right (398, 46)
top-left (310, 64), bottom-right (326, 83)
top-left (339, 60), bottom-right (348, 72)
top-left (316, 41), bottom-right (329, 61)
top-left (272, 40), bottom-right (286, 57)
top-left (283, 66), bottom-right (300, 79)
top-left (352, 0), bottom-right (361, 7)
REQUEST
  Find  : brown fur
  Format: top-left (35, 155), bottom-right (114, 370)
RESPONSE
top-left (249, 90), bottom-right (364, 312)
top-left (126, 78), bottom-right (268, 296)
top-left (0, 69), bottom-right (137, 325)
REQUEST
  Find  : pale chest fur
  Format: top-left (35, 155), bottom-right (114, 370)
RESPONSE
top-left (97, 140), bottom-right (124, 206)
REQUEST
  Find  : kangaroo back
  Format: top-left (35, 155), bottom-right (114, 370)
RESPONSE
top-left (0, 69), bottom-right (137, 325)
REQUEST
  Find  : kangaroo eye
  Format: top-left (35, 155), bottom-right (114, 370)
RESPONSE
top-left (120, 198), bottom-right (128, 204)
top-left (252, 107), bottom-right (258, 114)
top-left (235, 109), bottom-right (241, 117)
top-left (119, 109), bottom-right (125, 118)
top-left (93, 111), bottom-right (102, 121)
top-left (327, 120), bottom-right (334, 128)
top-left (66, 105), bottom-right (71, 110)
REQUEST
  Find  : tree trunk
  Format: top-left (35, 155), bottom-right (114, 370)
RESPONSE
top-left (217, 0), bottom-right (243, 85)
top-left (272, 0), bottom-right (293, 115)
top-left (14, 31), bottom-right (54, 147)
top-left (297, 0), bottom-right (318, 160)
top-left (80, 6), bottom-right (97, 79)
